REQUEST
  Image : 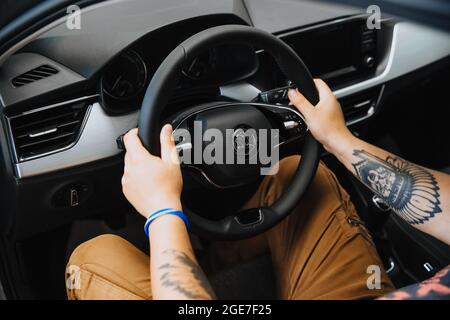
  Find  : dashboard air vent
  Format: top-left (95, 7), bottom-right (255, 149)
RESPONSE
top-left (9, 102), bottom-right (89, 161)
top-left (339, 87), bottom-right (381, 122)
top-left (11, 65), bottom-right (59, 88)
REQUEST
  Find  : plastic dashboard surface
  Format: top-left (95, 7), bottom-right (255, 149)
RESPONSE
top-left (12, 19), bottom-right (450, 179)
top-left (0, 0), bottom-right (363, 109)
top-left (1, 0), bottom-right (448, 111)
top-left (243, 0), bottom-right (362, 34)
top-left (0, 0), bottom-right (449, 179)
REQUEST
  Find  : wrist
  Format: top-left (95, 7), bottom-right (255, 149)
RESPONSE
top-left (146, 209), bottom-right (189, 238)
top-left (148, 213), bottom-right (184, 234)
top-left (140, 197), bottom-right (182, 219)
top-left (324, 129), bottom-right (357, 158)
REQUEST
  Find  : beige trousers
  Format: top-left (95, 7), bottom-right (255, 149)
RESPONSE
top-left (66, 156), bottom-right (394, 299)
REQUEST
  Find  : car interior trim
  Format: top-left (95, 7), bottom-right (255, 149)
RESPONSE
top-left (5, 94), bottom-right (99, 163)
top-left (14, 102), bottom-right (139, 178)
top-left (333, 22), bottom-right (450, 98)
top-left (6, 20), bottom-right (450, 179)
top-left (219, 81), bottom-right (262, 102)
top-left (345, 85), bottom-right (384, 126)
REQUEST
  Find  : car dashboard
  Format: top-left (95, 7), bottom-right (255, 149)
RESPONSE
top-left (0, 0), bottom-right (449, 240)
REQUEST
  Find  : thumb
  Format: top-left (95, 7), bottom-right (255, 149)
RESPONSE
top-left (288, 89), bottom-right (314, 121)
top-left (123, 128), bottom-right (146, 154)
top-left (160, 124), bottom-right (178, 164)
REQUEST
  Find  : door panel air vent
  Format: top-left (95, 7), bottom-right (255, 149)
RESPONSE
top-left (11, 65), bottom-right (59, 88)
top-left (9, 102), bottom-right (90, 161)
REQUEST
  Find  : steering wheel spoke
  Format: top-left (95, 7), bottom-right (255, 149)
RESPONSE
top-left (254, 102), bottom-right (309, 149)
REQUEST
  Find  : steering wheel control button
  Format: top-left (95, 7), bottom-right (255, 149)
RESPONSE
top-left (258, 84), bottom-right (296, 104)
top-left (175, 142), bottom-right (192, 158)
top-left (175, 142), bottom-right (193, 151)
top-left (283, 120), bottom-right (298, 130)
top-left (116, 134), bottom-right (125, 150)
top-left (266, 108), bottom-right (307, 140)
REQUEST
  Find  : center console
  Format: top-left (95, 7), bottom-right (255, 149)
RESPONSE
top-left (280, 16), bottom-right (378, 89)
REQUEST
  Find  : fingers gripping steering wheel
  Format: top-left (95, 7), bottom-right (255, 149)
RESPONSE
top-left (138, 25), bottom-right (320, 240)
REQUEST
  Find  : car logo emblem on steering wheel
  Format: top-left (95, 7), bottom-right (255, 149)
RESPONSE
top-left (233, 127), bottom-right (257, 156)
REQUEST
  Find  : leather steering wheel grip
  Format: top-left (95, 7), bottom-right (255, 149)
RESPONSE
top-left (138, 25), bottom-right (321, 240)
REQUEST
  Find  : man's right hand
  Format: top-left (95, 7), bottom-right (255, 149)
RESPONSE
top-left (288, 79), bottom-right (355, 154)
top-left (122, 125), bottom-right (183, 219)
top-left (289, 80), bottom-right (450, 246)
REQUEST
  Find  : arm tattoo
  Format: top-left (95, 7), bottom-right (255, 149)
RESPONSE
top-left (158, 249), bottom-right (216, 299)
top-left (352, 150), bottom-right (441, 225)
top-left (379, 264), bottom-right (450, 300)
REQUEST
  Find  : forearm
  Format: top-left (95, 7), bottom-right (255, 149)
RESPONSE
top-left (149, 214), bottom-right (216, 300)
top-left (328, 131), bottom-right (450, 245)
top-left (122, 126), bottom-right (215, 299)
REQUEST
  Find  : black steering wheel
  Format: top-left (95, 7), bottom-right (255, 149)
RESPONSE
top-left (138, 25), bottom-right (320, 240)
